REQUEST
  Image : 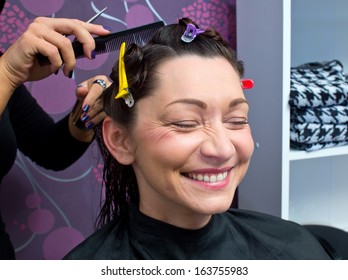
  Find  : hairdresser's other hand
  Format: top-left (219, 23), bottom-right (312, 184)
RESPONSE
top-left (0, 17), bottom-right (111, 91)
top-left (69, 75), bottom-right (111, 142)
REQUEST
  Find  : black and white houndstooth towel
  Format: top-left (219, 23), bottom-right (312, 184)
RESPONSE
top-left (289, 60), bottom-right (348, 151)
top-left (291, 104), bottom-right (348, 124)
top-left (289, 60), bottom-right (348, 109)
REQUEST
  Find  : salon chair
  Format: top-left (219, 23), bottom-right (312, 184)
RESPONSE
top-left (304, 225), bottom-right (348, 260)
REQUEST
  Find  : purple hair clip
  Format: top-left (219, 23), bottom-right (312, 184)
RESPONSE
top-left (181, 23), bottom-right (205, 43)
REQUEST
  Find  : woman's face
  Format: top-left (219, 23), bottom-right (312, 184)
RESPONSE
top-left (128, 55), bottom-right (254, 229)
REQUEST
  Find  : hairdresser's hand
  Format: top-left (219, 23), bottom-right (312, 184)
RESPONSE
top-left (0, 17), bottom-right (111, 91)
top-left (69, 75), bottom-right (111, 142)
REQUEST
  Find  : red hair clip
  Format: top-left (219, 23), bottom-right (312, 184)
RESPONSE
top-left (241, 79), bottom-right (254, 90)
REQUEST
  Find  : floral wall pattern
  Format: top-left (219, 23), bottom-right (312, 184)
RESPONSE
top-left (0, 0), bottom-right (236, 259)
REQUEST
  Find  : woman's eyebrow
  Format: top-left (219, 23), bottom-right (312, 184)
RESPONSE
top-left (229, 98), bottom-right (249, 108)
top-left (165, 97), bottom-right (248, 110)
top-left (165, 99), bottom-right (207, 109)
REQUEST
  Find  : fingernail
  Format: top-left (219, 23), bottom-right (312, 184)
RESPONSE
top-left (82, 104), bottom-right (90, 112)
top-left (103, 26), bottom-right (112, 32)
top-left (81, 115), bottom-right (89, 122)
top-left (86, 122), bottom-right (94, 129)
top-left (91, 50), bottom-right (96, 60)
top-left (68, 70), bottom-right (74, 78)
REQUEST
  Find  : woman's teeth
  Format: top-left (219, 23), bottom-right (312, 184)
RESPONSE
top-left (187, 171), bottom-right (227, 183)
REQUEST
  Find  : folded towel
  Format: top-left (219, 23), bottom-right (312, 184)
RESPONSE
top-left (290, 140), bottom-right (348, 152)
top-left (289, 60), bottom-right (348, 108)
top-left (290, 122), bottom-right (348, 144)
top-left (291, 104), bottom-right (348, 124)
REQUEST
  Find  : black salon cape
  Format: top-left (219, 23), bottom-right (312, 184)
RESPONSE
top-left (0, 84), bottom-right (90, 259)
top-left (64, 204), bottom-right (330, 260)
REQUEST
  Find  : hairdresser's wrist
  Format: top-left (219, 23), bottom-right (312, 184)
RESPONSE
top-left (0, 63), bottom-right (17, 115)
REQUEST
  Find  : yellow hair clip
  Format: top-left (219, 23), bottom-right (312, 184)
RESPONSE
top-left (115, 42), bottom-right (134, 107)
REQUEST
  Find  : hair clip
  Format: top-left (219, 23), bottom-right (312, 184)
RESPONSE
top-left (181, 23), bottom-right (205, 43)
top-left (115, 42), bottom-right (134, 107)
top-left (241, 79), bottom-right (254, 90)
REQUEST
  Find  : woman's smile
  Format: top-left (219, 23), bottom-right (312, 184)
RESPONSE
top-left (182, 167), bottom-right (231, 189)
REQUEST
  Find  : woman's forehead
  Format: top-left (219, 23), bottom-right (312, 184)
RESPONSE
top-left (136, 56), bottom-right (246, 113)
top-left (153, 56), bottom-right (241, 96)
top-left (155, 56), bottom-right (239, 86)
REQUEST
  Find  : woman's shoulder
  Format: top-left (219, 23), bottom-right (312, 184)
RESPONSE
top-left (220, 208), bottom-right (330, 259)
top-left (224, 208), bottom-right (310, 236)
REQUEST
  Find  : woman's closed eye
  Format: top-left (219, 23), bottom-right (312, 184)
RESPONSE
top-left (225, 117), bottom-right (249, 129)
top-left (169, 117), bottom-right (249, 130)
top-left (171, 120), bottom-right (199, 129)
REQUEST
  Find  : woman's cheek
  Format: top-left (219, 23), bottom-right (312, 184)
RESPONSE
top-left (234, 129), bottom-right (254, 161)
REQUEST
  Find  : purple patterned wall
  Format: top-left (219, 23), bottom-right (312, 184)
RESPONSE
top-left (0, 0), bottom-right (236, 259)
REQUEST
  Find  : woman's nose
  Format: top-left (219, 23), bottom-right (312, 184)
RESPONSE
top-left (199, 125), bottom-right (236, 162)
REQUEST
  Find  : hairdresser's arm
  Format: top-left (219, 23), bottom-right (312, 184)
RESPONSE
top-left (12, 74), bottom-right (110, 169)
top-left (0, 17), bottom-right (111, 115)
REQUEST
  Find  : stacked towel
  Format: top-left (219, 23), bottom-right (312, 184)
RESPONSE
top-left (289, 60), bottom-right (348, 151)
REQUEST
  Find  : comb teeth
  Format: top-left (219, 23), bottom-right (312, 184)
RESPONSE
top-left (86, 21), bottom-right (164, 57)
top-left (37, 21), bottom-right (165, 65)
top-left (102, 26), bottom-right (160, 53)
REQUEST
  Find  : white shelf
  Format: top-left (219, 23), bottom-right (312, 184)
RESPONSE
top-left (289, 145), bottom-right (348, 161)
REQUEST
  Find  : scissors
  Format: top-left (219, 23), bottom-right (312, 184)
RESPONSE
top-left (70, 7), bottom-right (107, 40)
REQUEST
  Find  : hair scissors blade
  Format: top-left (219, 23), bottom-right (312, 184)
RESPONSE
top-left (87, 7), bottom-right (107, 23)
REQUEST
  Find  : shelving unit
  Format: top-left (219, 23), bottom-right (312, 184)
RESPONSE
top-left (289, 146), bottom-right (348, 161)
top-left (237, 0), bottom-right (348, 231)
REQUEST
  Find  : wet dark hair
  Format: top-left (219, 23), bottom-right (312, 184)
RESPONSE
top-left (95, 17), bottom-right (244, 228)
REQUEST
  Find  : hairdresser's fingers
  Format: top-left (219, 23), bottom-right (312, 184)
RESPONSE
top-left (34, 17), bottom-right (111, 59)
top-left (36, 17), bottom-right (111, 42)
top-left (0, 18), bottom-right (111, 91)
top-left (19, 21), bottom-right (73, 76)
top-left (0, 25), bottom-right (63, 86)
top-left (77, 113), bottom-right (106, 130)
top-left (40, 32), bottom-right (75, 74)
top-left (86, 111), bottom-right (107, 128)
top-left (28, 17), bottom-right (111, 76)
top-left (76, 75), bottom-right (111, 107)
top-left (77, 90), bottom-right (104, 121)
top-left (74, 75), bottom-right (110, 128)
top-left (78, 100), bottom-right (105, 129)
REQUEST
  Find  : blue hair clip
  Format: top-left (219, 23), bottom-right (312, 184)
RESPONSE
top-left (181, 23), bottom-right (205, 43)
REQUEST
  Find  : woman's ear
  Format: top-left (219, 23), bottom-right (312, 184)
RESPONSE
top-left (102, 116), bottom-right (135, 165)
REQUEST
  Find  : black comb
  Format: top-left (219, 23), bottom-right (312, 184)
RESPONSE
top-left (37, 21), bottom-right (165, 66)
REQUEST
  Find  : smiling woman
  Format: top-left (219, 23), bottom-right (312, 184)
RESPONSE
top-left (64, 18), bottom-right (331, 260)
top-left (112, 55), bottom-right (253, 230)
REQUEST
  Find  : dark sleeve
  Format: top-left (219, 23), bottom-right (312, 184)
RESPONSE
top-left (8, 84), bottom-right (91, 170)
